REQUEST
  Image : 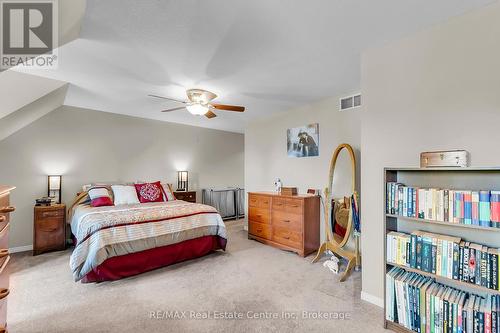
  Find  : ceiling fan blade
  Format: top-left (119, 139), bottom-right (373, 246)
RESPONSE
top-left (205, 110), bottom-right (217, 119)
top-left (148, 94), bottom-right (187, 104)
top-left (210, 103), bottom-right (245, 112)
top-left (161, 106), bottom-right (186, 112)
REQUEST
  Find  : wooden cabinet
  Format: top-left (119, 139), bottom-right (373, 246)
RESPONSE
top-left (247, 192), bottom-right (320, 257)
top-left (174, 191), bottom-right (196, 203)
top-left (0, 185), bottom-right (15, 331)
top-left (33, 204), bottom-right (66, 256)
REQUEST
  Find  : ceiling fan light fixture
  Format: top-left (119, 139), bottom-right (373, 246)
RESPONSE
top-left (186, 103), bottom-right (209, 116)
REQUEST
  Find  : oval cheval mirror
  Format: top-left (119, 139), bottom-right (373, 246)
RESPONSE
top-left (312, 143), bottom-right (360, 282)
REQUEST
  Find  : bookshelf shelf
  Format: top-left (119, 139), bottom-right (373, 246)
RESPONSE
top-left (383, 167), bottom-right (500, 333)
top-left (387, 262), bottom-right (500, 296)
top-left (386, 214), bottom-right (500, 232)
top-left (385, 320), bottom-right (414, 333)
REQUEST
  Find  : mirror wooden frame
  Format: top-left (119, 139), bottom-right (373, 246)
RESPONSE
top-left (312, 143), bottom-right (360, 282)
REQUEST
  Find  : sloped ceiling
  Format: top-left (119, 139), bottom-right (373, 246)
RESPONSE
top-left (0, 71), bottom-right (67, 119)
top-left (11, 0), bottom-right (496, 133)
top-left (0, 84), bottom-right (68, 141)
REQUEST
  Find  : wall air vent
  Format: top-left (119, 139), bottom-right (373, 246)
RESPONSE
top-left (339, 93), bottom-right (361, 111)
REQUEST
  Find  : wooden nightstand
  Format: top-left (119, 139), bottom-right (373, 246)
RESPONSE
top-left (174, 191), bottom-right (196, 203)
top-left (33, 204), bottom-right (66, 256)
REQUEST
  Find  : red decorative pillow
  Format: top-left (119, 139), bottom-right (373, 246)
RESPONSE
top-left (88, 186), bottom-right (114, 207)
top-left (134, 181), bottom-right (164, 203)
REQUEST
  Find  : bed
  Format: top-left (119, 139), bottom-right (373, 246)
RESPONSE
top-left (69, 196), bottom-right (227, 283)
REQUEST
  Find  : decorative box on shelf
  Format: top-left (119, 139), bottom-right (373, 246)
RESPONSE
top-left (420, 150), bottom-right (468, 168)
top-left (280, 187), bottom-right (297, 196)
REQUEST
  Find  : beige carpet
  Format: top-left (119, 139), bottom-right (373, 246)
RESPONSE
top-left (8, 220), bottom-right (385, 333)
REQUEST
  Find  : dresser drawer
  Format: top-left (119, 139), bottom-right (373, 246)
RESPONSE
top-left (248, 194), bottom-right (270, 209)
top-left (174, 191), bottom-right (196, 202)
top-left (248, 221), bottom-right (271, 239)
top-left (34, 219), bottom-right (65, 253)
top-left (248, 207), bottom-right (270, 224)
top-left (271, 210), bottom-right (302, 231)
top-left (258, 196), bottom-right (270, 209)
top-left (37, 210), bottom-right (64, 219)
top-left (248, 194), bottom-right (259, 207)
top-left (272, 197), bottom-right (286, 211)
top-left (37, 217), bottom-right (63, 232)
top-left (272, 226), bottom-right (302, 249)
top-left (286, 198), bottom-right (303, 214)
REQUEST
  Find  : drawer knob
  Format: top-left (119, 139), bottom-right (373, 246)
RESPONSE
top-left (0, 216), bottom-right (4, 223)
top-left (0, 249), bottom-right (8, 258)
top-left (256, 228), bottom-right (263, 232)
top-left (283, 236), bottom-right (290, 240)
top-left (291, 205), bottom-right (299, 208)
top-left (283, 219), bottom-right (290, 223)
top-left (0, 288), bottom-right (9, 300)
top-left (0, 206), bottom-right (15, 214)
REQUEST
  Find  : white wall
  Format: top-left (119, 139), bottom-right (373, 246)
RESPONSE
top-left (245, 96), bottom-right (361, 242)
top-left (0, 106), bottom-right (244, 248)
top-left (360, 2), bottom-right (500, 303)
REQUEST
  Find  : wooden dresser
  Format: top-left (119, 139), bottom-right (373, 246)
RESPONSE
top-left (247, 192), bottom-right (320, 257)
top-left (33, 204), bottom-right (66, 256)
top-left (0, 186), bottom-right (15, 332)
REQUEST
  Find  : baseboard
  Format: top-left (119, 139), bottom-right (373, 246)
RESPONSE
top-left (360, 290), bottom-right (384, 308)
top-left (9, 245), bottom-right (33, 253)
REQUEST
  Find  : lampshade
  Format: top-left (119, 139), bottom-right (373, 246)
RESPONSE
top-left (48, 175), bottom-right (61, 190)
top-left (186, 103), bottom-right (208, 115)
top-left (177, 171), bottom-right (189, 191)
top-left (47, 175), bottom-right (62, 204)
top-left (179, 171), bottom-right (188, 181)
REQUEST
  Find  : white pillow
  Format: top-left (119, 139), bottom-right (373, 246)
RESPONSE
top-left (111, 185), bottom-right (140, 205)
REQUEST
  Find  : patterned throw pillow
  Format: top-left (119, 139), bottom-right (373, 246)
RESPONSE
top-left (134, 181), bottom-right (164, 203)
top-left (161, 183), bottom-right (176, 201)
top-left (88, 186), bottom-right (114, 207)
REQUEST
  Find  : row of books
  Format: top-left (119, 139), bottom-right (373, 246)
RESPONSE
top-left (386, 182), bottom-right (500, 228)
top-left (387, 231), bottom-right (499, 291)
top-left (386, 267), bottom-right (500, 333)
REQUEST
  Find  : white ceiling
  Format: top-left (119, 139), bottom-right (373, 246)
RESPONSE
top-left (13, 0), bottom-right (495, 133)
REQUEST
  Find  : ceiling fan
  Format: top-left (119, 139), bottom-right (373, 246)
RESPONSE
top-left (149, 89), bottom-right (245, 119)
